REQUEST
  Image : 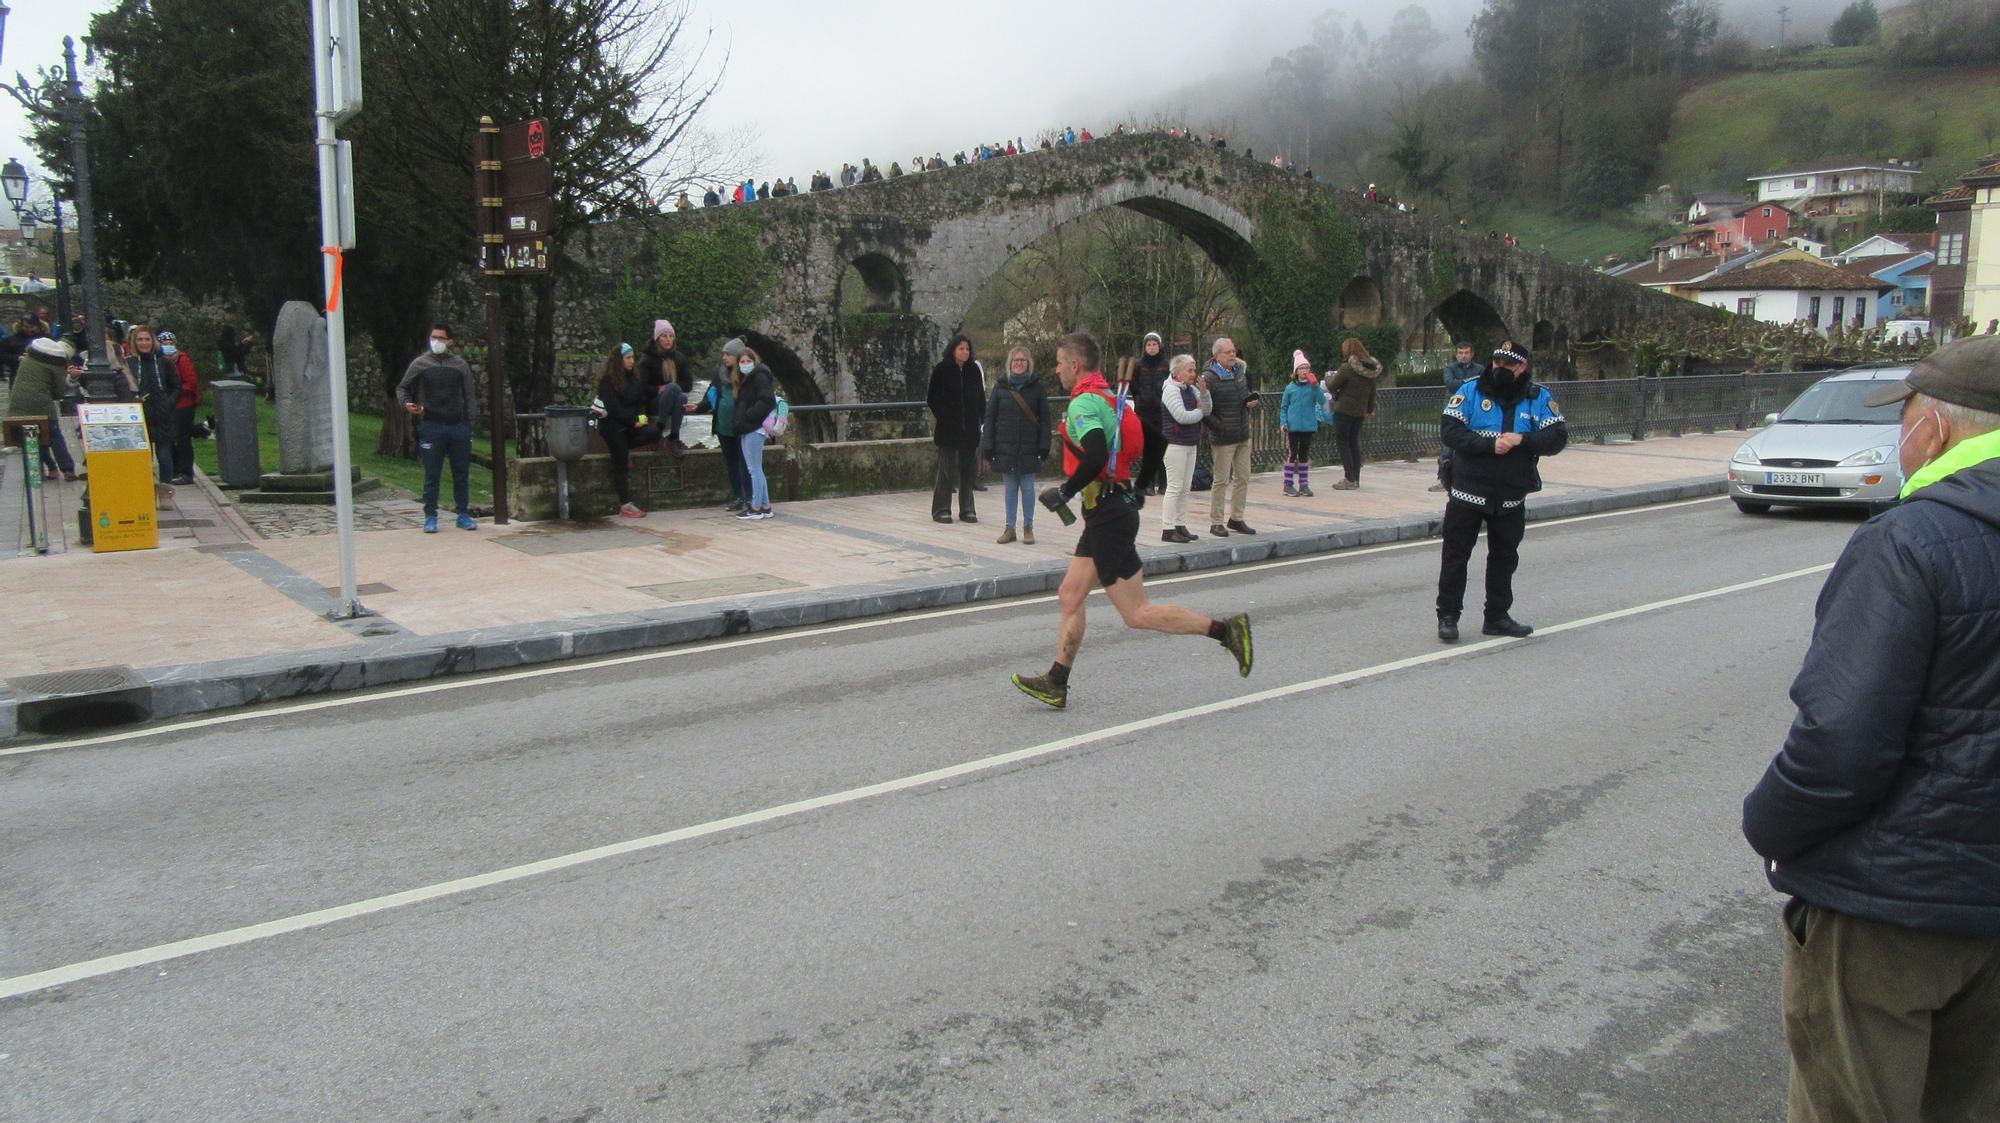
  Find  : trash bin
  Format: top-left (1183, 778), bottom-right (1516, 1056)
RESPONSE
top-left (211, 379), bottom-right (262, 489)
top-left (542, 405), bottom-right (594, 520)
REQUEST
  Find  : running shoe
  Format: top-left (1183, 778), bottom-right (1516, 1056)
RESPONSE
top-left (1221, 613), bottom-right (1253, 677)
top-left (1011, 672), bottom-right (1067, 709)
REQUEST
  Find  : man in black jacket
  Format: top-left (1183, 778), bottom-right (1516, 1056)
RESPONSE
top-left (1434, 342), bottom-right (1566, 642)
top-left (1743, 335), bottom-right (2000, 1123)
top-left (1434, 341), bottom-right (1485, 492)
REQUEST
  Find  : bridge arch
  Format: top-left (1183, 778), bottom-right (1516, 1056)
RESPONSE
top-left (1336, 275), bottom-right (1385, 328)
top-left (1432, 290), bottom-right (1513, 354)
top-left (839, 251), bottom-right (911, 314)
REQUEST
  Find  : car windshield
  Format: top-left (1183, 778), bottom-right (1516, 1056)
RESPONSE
top-left (1777, 379), bottom-right (1904, 425)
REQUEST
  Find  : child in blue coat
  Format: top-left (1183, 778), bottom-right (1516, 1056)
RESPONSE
top-left (1278, 349), bottom-right (1323, 497)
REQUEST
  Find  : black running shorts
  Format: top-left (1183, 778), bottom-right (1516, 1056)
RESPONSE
top-left (1073, 493), bottom-right (1144, 587)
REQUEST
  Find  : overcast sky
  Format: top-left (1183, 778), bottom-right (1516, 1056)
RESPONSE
top-left (1, 0), bottom-right (1851, 211)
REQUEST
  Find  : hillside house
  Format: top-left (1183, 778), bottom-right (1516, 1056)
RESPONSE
top-left (1688, 260), bottom-right (1891, 332)
top-left (1783, 235), bottom-right (1830, 257)
top-left (1858, 252), bottom-right (1934, 321)
top-left (1749, 158), bottom-right (1923, 217)
top-left (1927, 180), bottom-right (1974, 333)
top-left (1831, 234), bottom-right (1920, 263)
top-left (1685, 193), bottom-right (1748, 224)
top-left (1703, 202), bottom-right (1794, 254)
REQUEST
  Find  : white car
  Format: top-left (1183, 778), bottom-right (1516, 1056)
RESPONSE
top-left (1726, 367), bottom-right (1910, 514)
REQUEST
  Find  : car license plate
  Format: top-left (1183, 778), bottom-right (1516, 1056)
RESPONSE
top-left (1767, 471), bottom-right (1824, 486)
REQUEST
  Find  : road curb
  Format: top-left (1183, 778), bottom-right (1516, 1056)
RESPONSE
top-left (0, 477), bottom-right (1725, 742)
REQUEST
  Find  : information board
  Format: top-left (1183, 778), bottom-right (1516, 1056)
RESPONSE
top-left (79, 402), bottom-right (159, 552)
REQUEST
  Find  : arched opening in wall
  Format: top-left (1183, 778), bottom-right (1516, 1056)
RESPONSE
top-left (1431, 290), bottom-right (1513, 361)
top-left (1336, 275), bottom-right (1384, 328)
top-left (837, 252), bottom-right (910, 314)
top-left (958, 201), bottom-right (1254, 379)
top-left (1531, 319), bottom-right (1555, 354)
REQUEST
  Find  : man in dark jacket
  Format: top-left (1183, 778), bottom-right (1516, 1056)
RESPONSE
top-left (1201, 337), bottom-right (1260, 538)
top-left (1434, 341), bottom-right (1566, 642)
top-left (1435, 341), bottom-right (1485, 492)
top-left (926, 335), bottom-right (984, 523)
top-left (396, 322), bottom-right (480, 533)
top-left (1742, 335), bottom-right (2000, 1123)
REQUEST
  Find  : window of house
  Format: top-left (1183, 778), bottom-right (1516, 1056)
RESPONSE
top-left (1793, 178), bottom-right (1807, 189)
top-left (1809, 296), bottom-right (1822, 324)
top-left (1854, 301), bottom-right (1866, 327)
top-left (1941, 234), bottom-right (1964, 265)
top-left (1763, 207), bottom-right (1773, 218)
top-left (1832, 296), bottom-right (1845, 323)
top-left (1737, 297), bottom-right (1758, 317)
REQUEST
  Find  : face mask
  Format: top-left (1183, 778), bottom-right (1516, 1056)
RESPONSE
top-left (1899, 411), bottom-right (1937, 456)
top-left (738, 360), bottom-right (755, 374)
top-left (162, 344), bottom-right (178, 357)
top-left (429, 339), bottom-right (448, 355)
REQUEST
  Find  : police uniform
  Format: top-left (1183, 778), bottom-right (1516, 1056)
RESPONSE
top-left (1061, 374), bottom-right (1145, 587)
top-left (1435, 358), bottom-right (1567, 633)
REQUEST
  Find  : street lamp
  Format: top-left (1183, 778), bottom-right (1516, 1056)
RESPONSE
top-left (1, 156), bottom-right (24, 211)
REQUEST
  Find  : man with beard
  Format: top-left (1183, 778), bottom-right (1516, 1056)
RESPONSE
top-left (1010, 332), bottom-right (1252, 709)
top-left (1434, 341), bottom-right (1567, 643)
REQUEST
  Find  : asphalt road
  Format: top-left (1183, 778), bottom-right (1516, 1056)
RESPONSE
top-left (0, 497), bottom-right (1865, 1121)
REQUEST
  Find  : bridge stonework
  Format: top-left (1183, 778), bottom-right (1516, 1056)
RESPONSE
top-left (575, 134), bottom-right (1713, 405)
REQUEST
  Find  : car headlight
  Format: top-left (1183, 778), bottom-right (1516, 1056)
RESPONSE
top-left (1733, 442), bottom-right (1762, 464)
top-left (1838, 445), bottom-right (1893, 467)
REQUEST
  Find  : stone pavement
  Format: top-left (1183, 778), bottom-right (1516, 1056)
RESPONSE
top-left (0, 432), bottom-right (1746, 737)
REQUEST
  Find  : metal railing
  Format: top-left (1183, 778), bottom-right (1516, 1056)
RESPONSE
top-left (518, 371), bottom-right (1829, 475)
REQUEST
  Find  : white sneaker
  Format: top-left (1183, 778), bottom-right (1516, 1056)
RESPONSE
top-left (735, 509), bottom-right (759, 521)
top-left (754, 508), bottom-right (774, 520)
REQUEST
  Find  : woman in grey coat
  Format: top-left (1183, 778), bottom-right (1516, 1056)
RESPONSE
top-left (980, 345), bottom-right (1051, 544)
top-left (12, 336), bottom-right (79, 480)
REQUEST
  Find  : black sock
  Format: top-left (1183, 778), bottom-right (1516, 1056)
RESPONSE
top-left (1047, 661), bottom-right (1071, 686)
top-left (1207, 620), bottom-right (1227, 642)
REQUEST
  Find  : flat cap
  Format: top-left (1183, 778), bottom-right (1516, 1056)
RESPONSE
top-left (1864, 334), bottom-right (2000, 412)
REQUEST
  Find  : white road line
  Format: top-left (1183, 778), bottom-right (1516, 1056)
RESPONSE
top-left (2, 496), bottom-right (1726, 757)
top-left (0, 555), bottom-right (1827, 1001)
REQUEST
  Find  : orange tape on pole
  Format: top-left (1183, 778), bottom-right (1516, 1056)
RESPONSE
top-left (322, 246), bottom-right (345, 313)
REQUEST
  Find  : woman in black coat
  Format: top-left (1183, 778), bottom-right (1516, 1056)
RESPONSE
top-left (926, 334), bottom-right (985, 523)
top-left (591, 343), bottom-right (661, 518)
top-left (980, 345), bottom-right (1051, 544)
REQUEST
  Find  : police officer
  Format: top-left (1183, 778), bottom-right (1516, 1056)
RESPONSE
top-left (1010, 331), bottom-right (1253, 709)
top-left (1435, 341), bottom-right (1567, 643)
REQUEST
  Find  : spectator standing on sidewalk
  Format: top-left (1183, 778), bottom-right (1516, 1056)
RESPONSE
top-left (126, 325), bottom-right (181, 484)
top-left (1279, 351), bottom-right (1321, 498)
top-left (636, 320), bottom-right (691, 455)
top-left (1433, 341), bottom-right (1565, 642)
top-left (13, 335), bottom-right (80, 481)
top-left (731, 344), bottom-right (778, 520)
top-left (396, 322), bottom-right (479, 534)
top-left (1201, 336), bottom-right (1259, 538)
top-left (927, 335), bottom-right (984, 524)
top-left (1742, 335), bottom-right (2000, 1123)
top-left (155, 331), bottom-right (201, 484)
top-left (1327, 336), bottom-right (1382, 490)
top-left (691, 342), bottom-right (751, 512)
top-left (981, 345), bottom-right (1051, 545)
top-left (1131, 332), bottom-right (1171, 496)
top-left (1435, 341), bottom-right (1484, 492)
top-left (591, 343), bottom-right (659, 519)
top-left (1158, 353), bottom-right (1210, 542)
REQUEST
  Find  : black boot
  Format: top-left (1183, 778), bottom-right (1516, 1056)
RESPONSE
top-left (1482, 616), bottom-right (1534, 638)
top-left (1437, 614), bottom-right (1460, 644)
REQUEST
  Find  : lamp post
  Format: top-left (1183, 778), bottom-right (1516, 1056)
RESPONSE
top-left (1, 21), bottom-right (112, 388)
top-left (1, 157), bottom-right (75, 335)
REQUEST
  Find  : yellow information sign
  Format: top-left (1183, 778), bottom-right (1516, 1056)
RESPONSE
top-left (79, 403), bottom-right (159, 552)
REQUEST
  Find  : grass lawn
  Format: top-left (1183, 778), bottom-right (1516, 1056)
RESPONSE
top-left (1657, 64), bottom-right (2000, 196)
top-left (1481, 202), bottom-right (1669, 266)
top-left (192, 399), bottom-right (516, 506)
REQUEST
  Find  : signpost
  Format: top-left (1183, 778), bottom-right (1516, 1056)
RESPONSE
top-left (311, 0), bottom-right (365, 617)
top-left (475, 115), bottom-right (553, 524)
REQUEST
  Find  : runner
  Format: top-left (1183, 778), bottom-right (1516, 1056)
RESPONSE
top-left (1012, 331), bottom-right (1253, 709)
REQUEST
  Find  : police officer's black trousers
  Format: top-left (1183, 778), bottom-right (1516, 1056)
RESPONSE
top-left (1436, 499), bottom-right (1526, 621)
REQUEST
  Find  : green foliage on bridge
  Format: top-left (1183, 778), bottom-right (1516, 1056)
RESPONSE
top-left (606, 211), bottom-right (778, 359)
top-left (1240, 191), bottom-right (1364, 379)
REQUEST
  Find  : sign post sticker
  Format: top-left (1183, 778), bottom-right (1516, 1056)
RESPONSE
top-left (527, 118), bottom-right (546, 159)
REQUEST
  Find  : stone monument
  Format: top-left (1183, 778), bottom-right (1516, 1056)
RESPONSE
top-left (243, 300), bottom-right (379, 504)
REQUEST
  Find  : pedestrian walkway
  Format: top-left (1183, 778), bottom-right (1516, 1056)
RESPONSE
top-left (0, 433), bottom-right (1745, 734)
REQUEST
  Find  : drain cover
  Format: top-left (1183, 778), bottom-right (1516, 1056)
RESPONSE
top-left (8, 665), bottom-right (153, 735)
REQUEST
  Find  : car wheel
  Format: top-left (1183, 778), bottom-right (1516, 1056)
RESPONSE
top-left (1734, 500), bottom-right (1771, 515)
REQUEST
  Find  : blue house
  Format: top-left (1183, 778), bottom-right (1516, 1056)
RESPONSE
top-left (1861, 251), bottom-right (1933, 322)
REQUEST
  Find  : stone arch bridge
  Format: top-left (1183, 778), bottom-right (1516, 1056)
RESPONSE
top-left (586, 133), bottom-right (1713, 408)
